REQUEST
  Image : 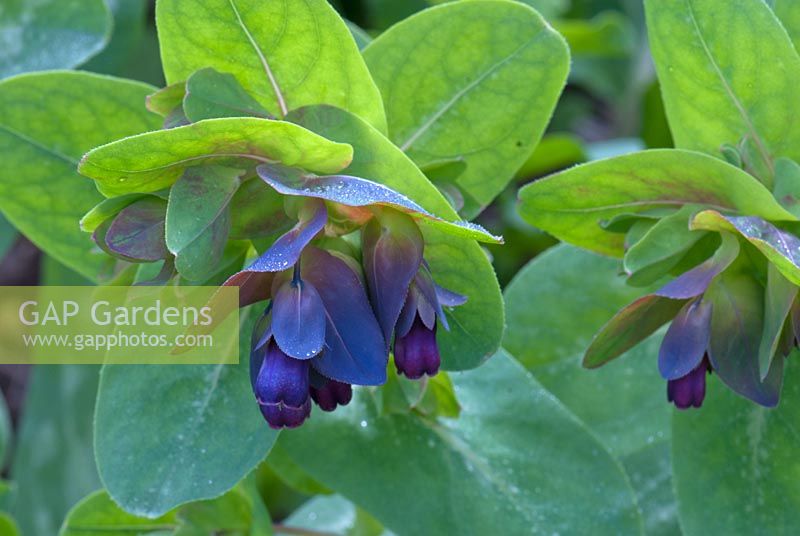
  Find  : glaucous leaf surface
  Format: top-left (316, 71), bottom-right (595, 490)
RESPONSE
top-left (281, 350), bottom-right (642, 535)
top-left (672, 357), bottom-right (800, 535)
top-left (279, 495), bottom-right (389, 536)
top-left (288, 105), bottom-right (504, 371)
top-left (0, 0), bottom-right (110, 78)
top-left (79, 117), bottom-right (353, 197)
top-left (156, 0), bottom-right (386, 130)
top-left (9, 258), bottom-right (100, 536)
top-left (0, 71), bottom-right (161, 280)
top-left (94, 310), bottom-right (278, 517)
top-left (364, 0), bottom-right (569, 217)
top-left (518, 149), bottom-right (796, 257)
top-left (257, 164), bottom-right (502, 243)
top-left (504, 244), bottom-right (680, 535)
top-left (646, 0), bottom-right (800, 166)
top-left (166, 166), bottom-right (242, 281)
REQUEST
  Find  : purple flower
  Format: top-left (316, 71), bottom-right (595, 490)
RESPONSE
top-left (394, 316), bottom-right (440, 379)
top-left (310, 379), bottom-right (353, 412)
top-left (252, 338), bottom-right (312, 429)
top-left (659, 298), bottom-right (713, 410)
top-left (667, 356), bottom-right (711, 409)
top-left (391, 263), bottom-right (466, 379)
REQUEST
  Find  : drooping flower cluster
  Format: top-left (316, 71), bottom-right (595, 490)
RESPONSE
top-left (588, 212), bottom-right (800, 411)
top-left (234, 187), bottom-right (466, 428)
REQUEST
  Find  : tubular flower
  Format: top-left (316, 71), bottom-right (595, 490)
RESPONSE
top-left (310, 378), bottom-right (353, 412)
top-left (667, 355), bottom-right (711, 409)
top-left (392, 263), bottom-right (467, 379)
top-left (213, 164), bottom-right (498, 429)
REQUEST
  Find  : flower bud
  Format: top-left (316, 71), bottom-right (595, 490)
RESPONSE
top-left (667, 356), bottom-right (710, 409)
top-left (310, 379), bottom-right (353, 411)
top-left (254, 340), bottom-right (311, 429)
top-left (394, 316), bottom-right (440, 379)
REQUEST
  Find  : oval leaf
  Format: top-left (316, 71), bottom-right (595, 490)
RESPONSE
top-left (157, 0), bottom-right (386, 130)
top-left (105, 197), bottom-right (168, 262)
top-left (280, 351), bottom-right (642, 534)
top-left (646, 0), bottom-right (800, 166)
top-left (672, 357), bottom-right (800, 534)
top-left (518, 149), bottom-right (796, 257)
top-left (364, 0), bottom-right (569, 217)
top-left (166, 166), bottom-right (242, 281)
top-left (94, 311), bottom-right (278, 517)
top-left (0, 72), bottom-right (161, 280)
top-left (0, 0), bottom-right (110, 77)
top-left (78, 117), bottom-right (354, 197)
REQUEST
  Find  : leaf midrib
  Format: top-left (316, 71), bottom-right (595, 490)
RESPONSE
top-left (397, 31), bottom-right (548, 152)
top-left (684, 0), bottom-right (774, 173)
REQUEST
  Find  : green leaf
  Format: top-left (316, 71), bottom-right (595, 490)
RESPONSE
top-left (623, 204), bottom-right (707, 284)
top-left (672, 353), bottom-right (800, 534)
top-left (0, 71), bottom-right (161, 280)
top-left (0, 514), bottom-right (19, 536)
top-left (288, 105), bottom-right (503, 371)
top-left (167, 166), bottom-right (242, 281)
top-left (0, 212), bottom-right (16, 260)
top-left (266, 444), bottom-right (332, 496)
top-left (59, 491), bottom-right (177, 536)
top-left (279, 495), bottom-right (388, 536)
top-left (184, 68), bottom-right (271, 122)
top-left (229, 178), bottom-right (291, 240)
top-left (94, 309), bottom-right (278, 517)
top-left (280, 350), bottom-right (642, 534)
top-left (0, 391), bottom-right (10, 469)
top-left (10, 365), bottom-right (101, 536)
top-left (759, 265), bottom-right (797, 380)
top-left (691, 210), bottom-right (800, 286)
top-left (82, 0), bottom-right (149, 77)
top-left (773, 157), bottom-right (800, 217)
top-left (9, 258), bottom-right (100, 536)
top-left (518, 149), bottom-right (796, 257)
top-left (773, 0), bottom-right (800, 52)
top-left (646, 0), bottom-right (800, 169)
top-left (363, 0), bottom-right (569, 217)
top-left (514, 133), bottom-right (586, 180)
top-left (79, 117), bottom-right (353, 197)
top-left (504, 245), bottom-right (680, 535)
top-left (80, 193), bottom-right (150, 233)
top-left (345, 20), bottom-right (372, 50)
top-left (156, 0), bottom-right (386, 130)
top-left (0, 0), bottom-right (111, 78)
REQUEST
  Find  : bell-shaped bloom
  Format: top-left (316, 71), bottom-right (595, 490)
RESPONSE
top-left (667, 356), bottom-right (710, 409)
top-left (394, 316), bottom-right (440, 379)
top-left (252, 338), bottom-right (312, 429)
top-left (310, 379), bottom-right (353, 412)
top-left (392, 262), bottom-right (466, 379)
